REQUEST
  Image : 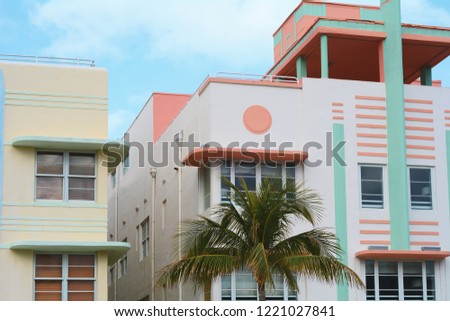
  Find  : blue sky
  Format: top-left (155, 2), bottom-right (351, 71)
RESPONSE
top-left (1, 0), bottom-right (449, 139)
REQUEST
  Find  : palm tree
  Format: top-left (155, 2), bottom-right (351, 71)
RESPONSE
top-left (157, 178), bottom-right (364, 300)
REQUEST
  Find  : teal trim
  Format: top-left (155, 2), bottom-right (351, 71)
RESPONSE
top-left (382, 0), bottom-right (410, 250)
top-left (446, 131), bottom-right (450, 223)
top-left (360, 8), bottom-right (383, 21)
top-left (333, 124), bottom-right (349, 301)
top-left (9, 241), bottom-right (130, 265)
top-left (296, 56), bottom-right (307, 78)
top-left (0, 227), bottom-right (106, 233)
top-left (5, 89), bottom-right (107, 100)
top-left (274, 29), bottom-right (283, 45)
top-left (420, 66), bottom-right (432, 86)
top-left (269, 19), bottom-right (385, 75)
top-left (0, 71), bottom-right (4, 221)
top-left (11, 136), bottom-right (125, 153)
top-left (294, 3), bottom-right (326, 23)
top-left (402, 26), bottom-right (450, 38)
top-left (5, 101), bottom-right (107, 111)
top-left (321, 35), bottom-right (329, 78)
top-left (3, 201), bottom-right (107, 209)
top-left (0, 221), bottom-right (106, 227)
top-left (1, 216), bottom-right (106, 222)
top-left (0, 244), bottom-right (9, 249)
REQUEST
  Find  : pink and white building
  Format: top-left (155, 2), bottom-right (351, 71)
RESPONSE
top-left (108, 0), bottom-right (450, 301)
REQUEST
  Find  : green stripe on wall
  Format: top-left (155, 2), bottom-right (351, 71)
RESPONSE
top-left (333, 123), bottom-right (349, 301)
top-left (382, 0), bottom-right (410, 250)
top-left (446, 131), bottom-right (450, 222)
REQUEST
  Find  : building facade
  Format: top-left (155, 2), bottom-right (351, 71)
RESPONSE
top-left (108, 0), bottom-right (450, 301)
top-left (0, 56), bottom-right (129, 301)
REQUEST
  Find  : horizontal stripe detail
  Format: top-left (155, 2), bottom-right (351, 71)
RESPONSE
top-left (360, 230), bottom-right (390, 235)
top-left (332, 109), bottom-right (344, 113)
top-left (1, 216), bottom-right (106, 223)
top-left (357, 133), bottom-right (387, 139)
top-left (360, 240), bottom-right (391, 245)
top-left (360, 220), bottom-right (390, 225)
top-left (405, 126), bottom-right (434, 132)
top-left (5, 102), bottom-right (107, 111)
top-left (357, 124), bottom-right (387, 129)
top-left (410, 241), bottom-right (440, 246)
top-left (406, 154), bottom-right (436, 160)
top-left (405, 108), bottom-right (433, 114)
top-left (6, 96), bottom-right (107, 106)
top-left (410, 231), bottom-right (439, 236)
top-left (355, 95), bottom-right (386, 101)
top-left (358, 152), bottom-right (388, 158)
top-left (406, 135), bottom-right (435, 141)
top-left (3, 202), bottom-right (107, 209)
top-left (405, 117), bottom-right (433, 123)
top-left (356, 114), bottom-right (386, 120)
top-left (333, 116), bottom-right (344, 120)
top-left (406, 145), bottom-right (435, 151)
top-left (445, 110), bottom-right (450, 114)
top-left (410, 221), bottom-right (439, 226)
top-left (0, 227), bottom-right (106, 233)
top-left (404, 99), bottom-right (433, 105)
top-left (332, 102), bottom-right (344, 107)
top-left (5, 90), bottom-right (107, 100)
top-left (356, 105), bottom-right (386, 111)
top-left (357, 142), bottom-right (388, 148)
top-left (0, 221), bottom-right (106, 227)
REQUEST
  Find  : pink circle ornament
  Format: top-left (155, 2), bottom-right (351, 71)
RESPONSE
top-left (243, 105), bottom-right (272, 135)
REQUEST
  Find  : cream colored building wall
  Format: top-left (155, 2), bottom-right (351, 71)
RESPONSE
top-left (0, 61), bottom-right (110, 300)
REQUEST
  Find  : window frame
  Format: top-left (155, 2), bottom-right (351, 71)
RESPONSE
top-left (408, 167), bottom-right (434, 211)
top-left (220, 162), bottom-right (297, 202)
top-left (365, 260), bottom-right (436, 301)
top-left (33, 253), bottom-right (97, 301)
top-left (359, 164), bottom-right (385, 210)
top-left (221, 270), bottom-right (298, 301)
top-left (35, 151), bottom-right (97, 202)
top-left (139, 218), bottom-right (150, 261)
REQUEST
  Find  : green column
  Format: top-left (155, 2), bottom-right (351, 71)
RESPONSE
top-left (420, 66), bottom-right (432, 86)
top-left (296, 56), bottom-right (307, 79)
top-left (321, 35), bottom-right (329, 78)
top-left (333, 124), bottom-right (349, 301)
top-left (381, 0), bottom-right (410, 250)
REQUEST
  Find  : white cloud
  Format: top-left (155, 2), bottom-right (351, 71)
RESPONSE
top-left (30, 0), bottom-right (299, 67)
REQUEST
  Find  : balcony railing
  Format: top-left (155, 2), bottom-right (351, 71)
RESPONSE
top-left (0, 54), bottom-right (95, 67)
top-left (215, 72), bottom-right (299, 83)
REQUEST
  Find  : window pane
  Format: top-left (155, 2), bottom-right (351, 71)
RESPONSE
top-left (410, 168), bottom-right (432, 210)
top-left (68, 292), bottom-right (95, 301)
top-left (36, 177), bottom-right (63, 200)
top-left (69, 267), bottom-right (95, 278)
top-left (35, 292), bottom-right (62, 301)
top-left (403, 262), bottom-right (423, 300)
top-left (35, 280), bottom-right (62, 292)
top-left (37, 152), bottom-right (63, 175)
top-left (221, 162), bottom-right (232, 201)
top-left (69, 178), bottom-right (95, 201)
top-left (261, 163), bottom-right (282, 189)
top-left (236, 271), bottom-right (257, 300)
top-left (69, 255), bottom-right (95, 266)
top-left (221, 275), bottom-right (232, 301)
top-left (235, 162), bottom-right (256, 192)
top-left (69, 153), bottom-right (95, 176)
top-left (35, 255), bottom-right (63, 278)
top-left (36, 254), bottom-right (62, 265)
top-left (68, 280), bottom-right (94, 291)
top-left (361, 166), bottom-right (383, 208)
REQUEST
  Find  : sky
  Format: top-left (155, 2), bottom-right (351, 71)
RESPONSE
top-left (1, 0), bottom-right (450, 140)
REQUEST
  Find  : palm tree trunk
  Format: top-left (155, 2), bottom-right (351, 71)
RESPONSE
top-left (258, 282), bottom-right (266, 301)
top-left (204, 279), bottom-right (211, 301)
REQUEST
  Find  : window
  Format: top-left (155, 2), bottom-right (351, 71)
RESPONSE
top-left (123, 154), bottom-right (130, 174)
top-left (409, 168), bottom-right (432, 210)
top-left (365, 260), bottom-right (435, 301)
top-left (36, 152), bottom-right (96, 201)
top-left (108, 266), bottom-right (115, 286)
top-left (140, 218), bottom-right (150, 260)
top-left (34, 254), bottom-right (95, 301)
top-left (119, 238), bottom-right (127, 278)
top-left (221, 270), bottom-right (297, 301)
top-left (360, 166), bottom-right (384, 209)
top-left (220, 162), bottom-right (296, 202)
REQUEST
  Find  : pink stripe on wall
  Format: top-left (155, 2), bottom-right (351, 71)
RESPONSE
top-left (405, 98), bottom-right (433, 105)
top-left (357, 124), bottom-right (387, 129)
top-left (410, 231), bottom-right (439, 236)
top-left (360, 230), bottom-right (390, 235)
top-left (355, 95), bottom-right (386, 101)
top-left (357, 133), bottom-right (387, 139)
top-left (410, 242), bottom-right (440, 246)
top-left (406, 154), bottom-right (436, 160)
top-left (410, 221), bottom-right (439, 226)
top-left (356, 114), bottom-right (386, 120)
top-left (356, 105), bottom-right (386, 111)
top-left (360, 220), bottom-right (390, 225)
top-left (405, 108), bottom-right (433, 114)
top-left (358, 152), bottom-right (388, 158)
top-left (332, 102), bottom-right (344, 107)
top-left (405, 117), bottom-right (433, 123)
top-left (360, 240), bottom-right (391, 245)
top-left (406, 135), bottom-right (435, 141)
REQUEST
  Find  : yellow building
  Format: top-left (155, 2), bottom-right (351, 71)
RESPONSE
top-left (0, 55), bottom-right (129, 301)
